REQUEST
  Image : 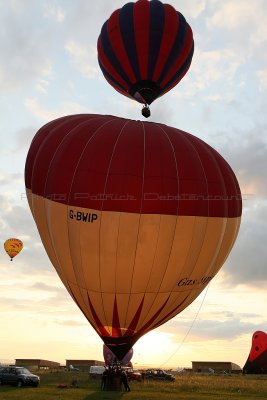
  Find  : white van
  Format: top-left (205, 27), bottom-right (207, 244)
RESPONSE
top-left (89, 365), bottom-right (105, 378)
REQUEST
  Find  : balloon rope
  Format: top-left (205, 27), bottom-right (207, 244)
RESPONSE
top-left (159, 283), bottom-right (210, 368)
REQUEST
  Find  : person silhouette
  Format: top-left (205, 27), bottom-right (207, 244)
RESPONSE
top-left (121, 370), bottom-right (131, 392)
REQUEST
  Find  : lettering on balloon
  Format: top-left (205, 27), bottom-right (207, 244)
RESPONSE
top-left (177, 276), bottom-right (213, 287)
top-left (69, 209), bottom-right (98, 223)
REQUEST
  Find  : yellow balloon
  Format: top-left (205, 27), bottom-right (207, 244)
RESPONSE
top-left (4, 238), bottom-right (23, 261)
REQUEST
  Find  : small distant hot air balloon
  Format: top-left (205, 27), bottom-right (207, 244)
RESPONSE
top-left (97, 0), bottom-right (194, 117)
top-left (243, 331), bottom-right (267, 374)
top-left (103, 344), bottom-right (133, 366)
top-left (4, 238), bottom-right (23, 261)
top-left (25, 114), bottom-right (242, 360)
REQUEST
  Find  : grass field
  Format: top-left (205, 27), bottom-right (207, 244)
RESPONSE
top-left (1, 371), bottom-right (267, 400)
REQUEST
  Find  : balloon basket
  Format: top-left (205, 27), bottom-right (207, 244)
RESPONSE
top-left (104, 373), bottom-right (122, 391)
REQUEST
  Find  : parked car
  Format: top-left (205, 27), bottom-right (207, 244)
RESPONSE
top-left (145, 369), bottom-right (175, 381)
top-left (124, 368), bottom-right (142, 382)
top-left (0, 366), bottom-right (40, 387)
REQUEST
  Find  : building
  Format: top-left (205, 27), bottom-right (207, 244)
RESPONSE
top-left (192, 361), bottom-right (242, 374)
top-left (66, 359), bottom-right (105, 372)
top-left (15, 359), bottom-right (60, 370)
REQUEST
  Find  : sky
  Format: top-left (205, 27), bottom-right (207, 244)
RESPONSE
top-left (0, 0), bottom-right (267, 369)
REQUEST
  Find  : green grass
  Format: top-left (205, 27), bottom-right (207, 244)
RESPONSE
top-left (1, 371), bottom-right (267, 400)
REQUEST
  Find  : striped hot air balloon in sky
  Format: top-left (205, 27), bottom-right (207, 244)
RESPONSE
top-left (97, 0), bottom-right (194, 115)
top-left (25, 114), bottom-right (242, 360)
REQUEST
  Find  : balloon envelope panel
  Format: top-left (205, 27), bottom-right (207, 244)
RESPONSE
top-left (25, 114), bottom-right (242, 359)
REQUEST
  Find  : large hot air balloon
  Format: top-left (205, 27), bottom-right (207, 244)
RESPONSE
top-left (104, 344), bottom-right (133, 366)
top-left (243, 331), bottom-right (267, 374)
top-left (25, 114), bottom-right (242, 360)
top-left (4, 238), bottom-right (23, 261)
top-left (97, 0), bottom-right (194, 117)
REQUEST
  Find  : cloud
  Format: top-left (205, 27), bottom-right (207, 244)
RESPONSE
top-left (55, 319), bottom-right (87, 327)
top-left (206, 0), bottom-right (267, 41)
top-left (15, 127), bottom-right (39, 151)
top-left (0, 173), bottom-right (22, 187)
top-left (0, 273), bottom-right (73, 312)
top-left (223, 203), bottom-right (267, 286)
top-left (207, 1), bottom-right (254, 30)
top-left (30, 281), bottom-right (67, 294)
top-left (182, 0), bottom-right (207, 19)
top-left (159, 301), bottom-right (266, 344)
top-left (190, 318), bottom-right (256, 340)
top-left (1, 203), bottom-right (35, 236)
top-left (44, 4), bottom-right (65, 23)
top-left (210, 129), bottom-right (267, 287)
top-left (36, 78), bottom-right (51, 94)
top-left (0, 2), bottom-right (56, 91)
top-left (256, 69), bottom-right (267, 91)
top-left (206, 0), bottom-right (267, 61)
top-left (223, 132), bottom-right (267, 197)
top-left (0, 192), bottom-right (53, 274)
top-left (65, 41), bottom-right (99, 79)
top-left (24, 97), bottom-right (88, 122)
top-left (182, 48), bottom-right (245, 101)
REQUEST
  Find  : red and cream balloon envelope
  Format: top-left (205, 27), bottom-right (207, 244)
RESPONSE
top-left (25, 114), bottom-right (242, 360)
